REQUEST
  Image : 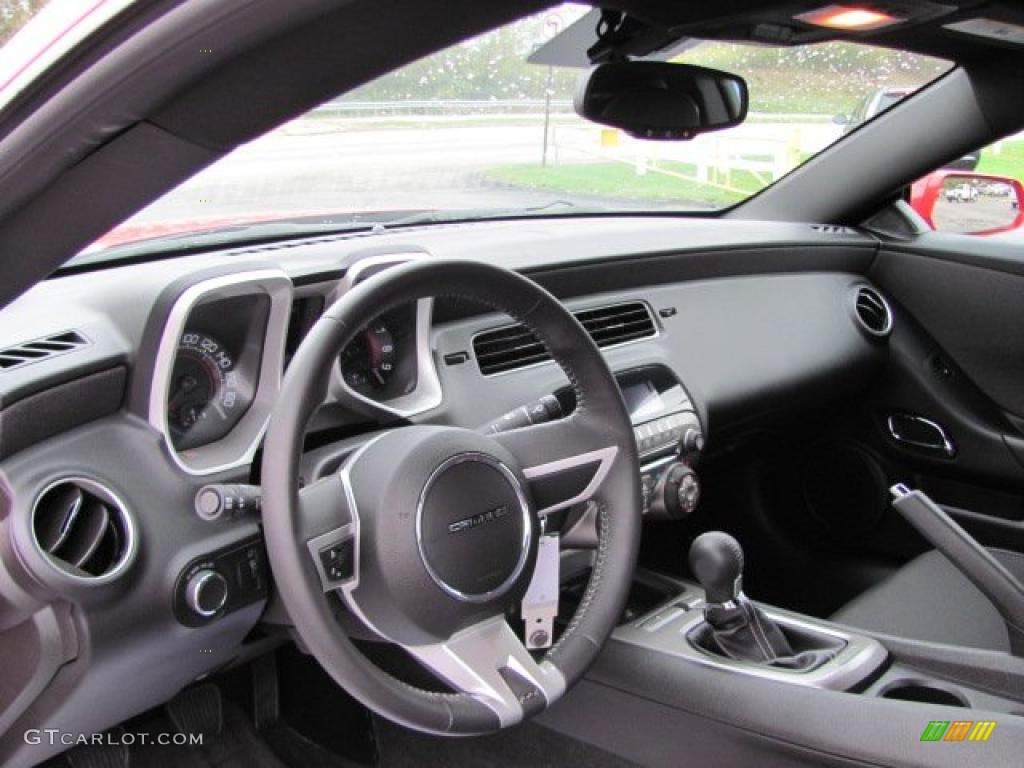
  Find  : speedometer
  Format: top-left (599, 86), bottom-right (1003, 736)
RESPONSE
top-left (168, 333), bottom-right (244, 449)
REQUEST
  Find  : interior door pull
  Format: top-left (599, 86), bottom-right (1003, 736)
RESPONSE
top-left (887, 413), bottom-right (956, 457)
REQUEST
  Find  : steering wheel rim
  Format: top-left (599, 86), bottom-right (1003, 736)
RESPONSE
top-left (262, 259), bottom-right (641, 734)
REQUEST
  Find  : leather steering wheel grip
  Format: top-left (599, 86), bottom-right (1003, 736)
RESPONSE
top-left (260, 258), bottom-right (642, 734)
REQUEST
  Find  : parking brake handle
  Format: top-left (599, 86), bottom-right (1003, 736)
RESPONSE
top-left (890, 484), bottom-right (1024, 655)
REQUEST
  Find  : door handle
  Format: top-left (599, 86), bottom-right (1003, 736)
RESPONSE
top-left (887, 413), bottom-right (956, 457)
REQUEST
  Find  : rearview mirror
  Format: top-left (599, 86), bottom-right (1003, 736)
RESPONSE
top-left (574, 60), bottom-right (748, 140)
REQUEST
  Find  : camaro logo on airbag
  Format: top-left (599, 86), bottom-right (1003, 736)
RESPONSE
top-left (448, 505), bottom-right (510, 533)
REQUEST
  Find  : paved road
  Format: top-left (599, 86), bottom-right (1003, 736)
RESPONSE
top-left (933, 195), bottom-right (1021, 234)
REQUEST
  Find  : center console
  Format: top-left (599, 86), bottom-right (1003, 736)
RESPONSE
top-left (613, 533), bottom-right (888, 692)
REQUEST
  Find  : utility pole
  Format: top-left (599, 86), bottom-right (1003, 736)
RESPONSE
top-left (542, 65), bottom-right (553, 167)
top-left (541, 13), bottom-right (562, 167)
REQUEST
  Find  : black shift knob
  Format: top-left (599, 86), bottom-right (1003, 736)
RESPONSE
top-left (689, 532), bottom-right (744, 604)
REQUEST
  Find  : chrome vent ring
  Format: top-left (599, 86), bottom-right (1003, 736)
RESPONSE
top-left (31, 478), bottom-right (134, 582)
top-left (851, 286), bottom-right (893, 338)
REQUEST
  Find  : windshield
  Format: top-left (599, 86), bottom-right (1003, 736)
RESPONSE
top-left (77, 3), bottom-right (951, 265)
top-left (0, 0), bottom-right (138, 110)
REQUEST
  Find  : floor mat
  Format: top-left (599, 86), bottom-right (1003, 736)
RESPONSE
top-left (373, 717), bottom-right (638, 768)
top-left (45, 700), bottom-right (290, 768)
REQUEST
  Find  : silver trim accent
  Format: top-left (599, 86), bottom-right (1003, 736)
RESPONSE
top-left (328, 252), bottom-right (443, 418)
top-left (886, 413), bottom-right (956, 457)
top-left (185, 569), bottom-right (228, 617)
top-left (28, 477), bottom-right (137, 585)
top-left (147, 269), bottom-right (294, 476)
top-left (471, 299), bottom-right (660, 378)
top-left (415, 452), bottom-right (533, 603)
top-left (851, 285), bottom-right (894, 338)
top-left (404, 616), bottom-right (567, 727)
top-left (522, 446), bottom-right (619, 517)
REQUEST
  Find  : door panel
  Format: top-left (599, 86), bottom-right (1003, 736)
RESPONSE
top-left (867, 233), bottom-right (1024, 543)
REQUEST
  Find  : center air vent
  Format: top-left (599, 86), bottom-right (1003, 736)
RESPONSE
top-left (32, 479), bottom-right (133, 580)
top-left (852, 286), bottom-right (893, 337)
top-left (473, 301), bottom-right (656, 375)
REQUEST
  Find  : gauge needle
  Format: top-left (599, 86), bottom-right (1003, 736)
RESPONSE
top-left (213, 401), bottom-right (227, 419)
top-left (373, 369), bottom-right (386, 387)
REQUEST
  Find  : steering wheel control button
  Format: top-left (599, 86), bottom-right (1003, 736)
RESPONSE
top-left (185, 569), bottom-right (229, 617)
top-left (319, 539), bottom-right (355, 583)
top-left (306, 525), bottom-right (357, 592)
top-left (416, 453), bottom-right (532, 603)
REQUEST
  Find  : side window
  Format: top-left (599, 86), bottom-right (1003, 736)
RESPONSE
top-left (909, 139), bottom-right (1024, 237)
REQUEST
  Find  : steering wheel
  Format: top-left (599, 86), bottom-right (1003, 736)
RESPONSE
top-left (262, 259), bottom-right (641, 734)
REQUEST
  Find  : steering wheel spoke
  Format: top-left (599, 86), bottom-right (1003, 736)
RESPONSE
top-left (405, 616), bottom-right (566, 728)
top-left (299, 475), bottom-right (359, 592)
top-left (494, 419), bottom-right (620, 518)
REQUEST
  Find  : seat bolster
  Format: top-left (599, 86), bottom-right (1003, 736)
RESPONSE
top-left (830, 548), bottom-right (1024, 653)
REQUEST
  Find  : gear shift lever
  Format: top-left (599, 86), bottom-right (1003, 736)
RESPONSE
top-left (689, 531), bottom-right (744, 604)
top-left (688, 532), bottom-right (796, 664)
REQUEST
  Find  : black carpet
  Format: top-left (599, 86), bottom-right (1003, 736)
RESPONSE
top-left (373, 718), bottom-right (638, 768)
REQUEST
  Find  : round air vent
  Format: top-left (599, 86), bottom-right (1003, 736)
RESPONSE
top-left (851, 286), bottom-right (893, 337)
top-left (32, 478), bottom-right (133, 581)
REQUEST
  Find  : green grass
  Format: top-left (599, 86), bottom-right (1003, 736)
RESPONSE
top-left (485, 161), bottom-right (765, 207)
top-left (485, 141), bottom-right (1024, 206)
top-left (977, 140), bottom-right (1024, 181)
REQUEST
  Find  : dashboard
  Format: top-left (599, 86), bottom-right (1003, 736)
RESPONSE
top-left (0, 216), bottom-right (886, 766)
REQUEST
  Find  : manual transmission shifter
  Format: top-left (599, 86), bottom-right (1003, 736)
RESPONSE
top-left (689, 531), bottom-right (745, 604)
top-left (688, 532), bottom-right (801, 665)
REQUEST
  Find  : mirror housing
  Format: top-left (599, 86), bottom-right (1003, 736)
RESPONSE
top-left (574, 60), bottom-right (748, 140)
top-left (910, 171), bottom-right (1024, 236)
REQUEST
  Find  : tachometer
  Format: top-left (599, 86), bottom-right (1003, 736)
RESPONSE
top-left (340, 321), bottom-right (397, 394)
top-left (168, 332), bottom-right (243, 448)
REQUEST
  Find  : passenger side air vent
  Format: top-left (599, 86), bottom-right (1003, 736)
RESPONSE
top-left (852, 286), bottom-right (893, 337)
top-left (473, 301), bottom-right (656, 375)
top-left (0, 331), bottom-right (89, 371)
top-left (32, 479), bottom-right (133, 580)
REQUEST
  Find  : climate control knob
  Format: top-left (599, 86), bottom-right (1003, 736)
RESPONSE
top-left (185, 569), bottom-right (228, 618)
top-left (647, 463), bottom-right (701, 519)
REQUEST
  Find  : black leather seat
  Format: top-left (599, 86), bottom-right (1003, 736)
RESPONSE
top-left (831, 548), bottom-right (1024, 653)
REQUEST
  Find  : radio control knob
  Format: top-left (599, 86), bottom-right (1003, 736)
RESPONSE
top-left (682, 429), bottom-right (705, 454)
top-left (185, 569), bottom-right (228, 618)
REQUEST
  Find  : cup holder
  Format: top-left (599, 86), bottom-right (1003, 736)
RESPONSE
top-left (879, 680), bottom-right (969, 708)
